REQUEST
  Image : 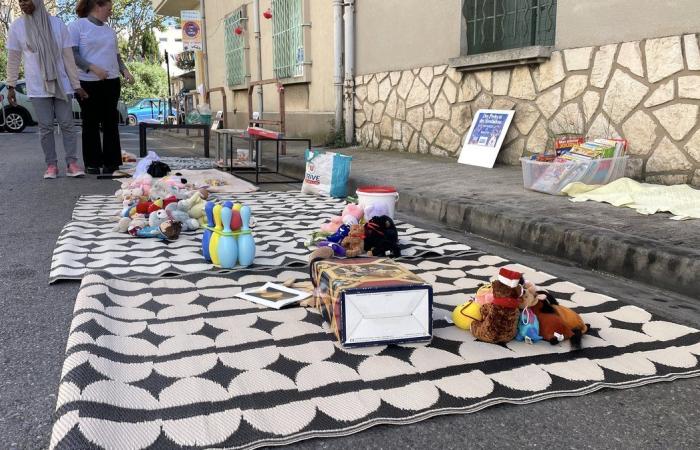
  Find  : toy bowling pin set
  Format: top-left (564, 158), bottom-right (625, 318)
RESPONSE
top-left (201, 201), bottom-right (256, 268)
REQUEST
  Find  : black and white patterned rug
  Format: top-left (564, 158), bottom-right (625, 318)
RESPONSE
top-left (50, 193), bottom-right (475, 282)
top-left (70, 192), bottom-right (347, 223)
top-left (50, 257), bottom-right (700, 449)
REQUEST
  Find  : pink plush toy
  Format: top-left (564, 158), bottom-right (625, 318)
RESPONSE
top-left (320, 204), bottom-right (365, 233)
top-left (320, 216), bottom-right (343, 233)
top-left (343, 204), bottom-right (364, 222)
top-left (475, 283), bottom-right (495, 305)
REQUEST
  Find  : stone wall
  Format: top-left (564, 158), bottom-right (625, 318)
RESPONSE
top-left (354, 34), bottom-right (700, 186)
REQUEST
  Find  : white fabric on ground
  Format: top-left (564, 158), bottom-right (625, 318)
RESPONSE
top-left (562, 177), bottom-right (700, 220)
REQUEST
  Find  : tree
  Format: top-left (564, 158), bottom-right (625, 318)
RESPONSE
top-left (140, 29), bottom-right (161, 64)
top-left (120, 61), bottom-right (167, 104)
top-left (0, 39), bottom-right (7, 81)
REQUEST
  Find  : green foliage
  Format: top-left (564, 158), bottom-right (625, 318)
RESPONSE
top-left (120, 61), bottom-right (167, 104)
top-left (118, 38), bottom-right (129, 57)
top-left (140, 29), bottom-right (161, 64)
top-left (0, 35), bottom-right (23, 81)
top-left (0, 38), bottom-right (6, 81)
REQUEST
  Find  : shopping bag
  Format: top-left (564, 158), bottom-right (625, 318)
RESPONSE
top-left (301, 149), bottom-right (352, 198)
top-left (133, 151), bottom-right (160, 178)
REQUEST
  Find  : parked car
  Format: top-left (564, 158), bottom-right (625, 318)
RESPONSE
top-left (0, 80), bottom-right (126, 132)
top-left (126, 98), bottom-right (176, 125)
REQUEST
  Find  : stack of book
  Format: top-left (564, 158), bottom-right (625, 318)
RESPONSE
top-left (555, 138), bottom-right (627, 162)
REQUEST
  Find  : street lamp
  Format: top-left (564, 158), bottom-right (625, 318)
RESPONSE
top-left (165, 49), bottom-right (172, 123)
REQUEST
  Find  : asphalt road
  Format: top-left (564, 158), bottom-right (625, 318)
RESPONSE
top-left (0, 127), bottom-right (698, 449)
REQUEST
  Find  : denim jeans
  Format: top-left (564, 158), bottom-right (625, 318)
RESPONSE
top-left (29, 96), bottom-right (78, 165)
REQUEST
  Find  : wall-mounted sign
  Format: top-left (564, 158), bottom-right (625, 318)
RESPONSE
top-left (181, 10), bottom-right (202, 51)
top-left (457, 109), bottom-right (515, 168)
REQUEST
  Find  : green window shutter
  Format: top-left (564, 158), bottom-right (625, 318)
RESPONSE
top-left (225, 9), bottom-right (247, 87)
top-left (272, 0), bottom-right (304, 79)
top-left (463, 0), bottom-right (557, 55)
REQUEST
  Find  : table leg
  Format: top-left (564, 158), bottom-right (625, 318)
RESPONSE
top-left (255, 140), bottom-right (260, 184)
top-left (139, 123), bottom-right (146, 157)
top-left (276, 140), bottom-right (280, 173)
top-left (204, 127), bottom-right (210, 158)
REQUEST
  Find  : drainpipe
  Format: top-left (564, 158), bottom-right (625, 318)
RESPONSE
top-left (253, 0), bottom-right (264, 118)
top-left (333, 0), bottom-right (344, 133)
top-left (200, 0), bottom-right (210, 95)
top-left (343, 0), bottom-right (355, 144)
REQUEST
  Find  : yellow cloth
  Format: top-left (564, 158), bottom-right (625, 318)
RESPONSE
top-left (562, 177), bottom-right (700, 220)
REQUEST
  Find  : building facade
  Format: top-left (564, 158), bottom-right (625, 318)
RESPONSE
top-left (155, 24), bottom-right (187, 77)
top-left (154, 0), bottom-right (337, 144)
top-left (154, 0), bottom-right (700, 185)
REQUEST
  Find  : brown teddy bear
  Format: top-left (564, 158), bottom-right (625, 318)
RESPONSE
top-left (470, 268), bottom-right (522, 344)
top-left (341, 224), bottom-right (365, 258)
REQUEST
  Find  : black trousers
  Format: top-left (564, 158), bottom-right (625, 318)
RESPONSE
top-left (78, 77), bottom-right (122, 169)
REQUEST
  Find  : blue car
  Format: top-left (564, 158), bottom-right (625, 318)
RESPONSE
top-left (126, 98), bottom-right (175, 125)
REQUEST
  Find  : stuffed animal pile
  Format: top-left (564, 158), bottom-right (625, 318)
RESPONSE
top-left (111, 172), bottom-right (211, 239)
top-left (309, 202), bottom-right (401, 262)
top-left (453, 267), bottom-right (589, 348)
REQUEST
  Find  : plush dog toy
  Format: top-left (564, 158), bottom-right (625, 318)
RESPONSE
top-left (113, 213), bottom-right (147, 233)
top-left (532, 291), bottom-right (589, 349)
top-left (364, 215), bottom-right (401, 257)
top-left (515, 280), bottom-right (543, 344)
top-left (128, 219), bottom-right (182, 240)
top-left (163, 204), bottom-right (200, 231)
top-left (177, 190), bottom-right (208, 223)
top-left (470, 268), bottom-right (522, 344)
top-left (341, 224), bottom-right (365, 257)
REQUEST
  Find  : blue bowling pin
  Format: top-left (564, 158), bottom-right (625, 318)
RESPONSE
top-left (237, 205), bottom-right (256, 267)
top-left (218, 201), bottom-right (238, 269)
top-left (201, 201), bottom-right (216, 262)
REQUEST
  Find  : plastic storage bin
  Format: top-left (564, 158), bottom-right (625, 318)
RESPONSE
top-left (520, 156), bottom-right (628, 195)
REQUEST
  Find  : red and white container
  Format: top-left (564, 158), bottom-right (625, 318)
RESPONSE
top-left (356, 185), bottom-right (399, 219)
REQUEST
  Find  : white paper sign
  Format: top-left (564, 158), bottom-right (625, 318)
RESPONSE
top-left (457, 109), bottom-right (515, 168)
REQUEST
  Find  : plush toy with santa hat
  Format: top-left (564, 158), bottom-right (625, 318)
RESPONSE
top-left (470, 267), bottom-right (523, 344)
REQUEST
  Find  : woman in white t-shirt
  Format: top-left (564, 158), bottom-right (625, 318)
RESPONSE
top-left (5, 0), bottom-right (88, 179)
top-left (69, 0), bottom-right (134, 176)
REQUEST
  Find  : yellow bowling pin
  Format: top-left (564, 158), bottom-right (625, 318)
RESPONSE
top-left (209, 204), bottom-right (224, 265)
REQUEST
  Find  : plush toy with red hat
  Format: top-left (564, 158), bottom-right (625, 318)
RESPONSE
top-left (470, 267), bottom-right (522, 344)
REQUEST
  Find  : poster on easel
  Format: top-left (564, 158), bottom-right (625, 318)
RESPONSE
top-left (457, 109), bottom-right (515, 168)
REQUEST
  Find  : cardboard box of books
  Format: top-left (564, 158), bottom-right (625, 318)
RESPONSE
top-left (310, 257), bottom-right (433, 347)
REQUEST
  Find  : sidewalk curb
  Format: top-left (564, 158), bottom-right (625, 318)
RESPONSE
top-left (276, 156), bottom-right (700, 298)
